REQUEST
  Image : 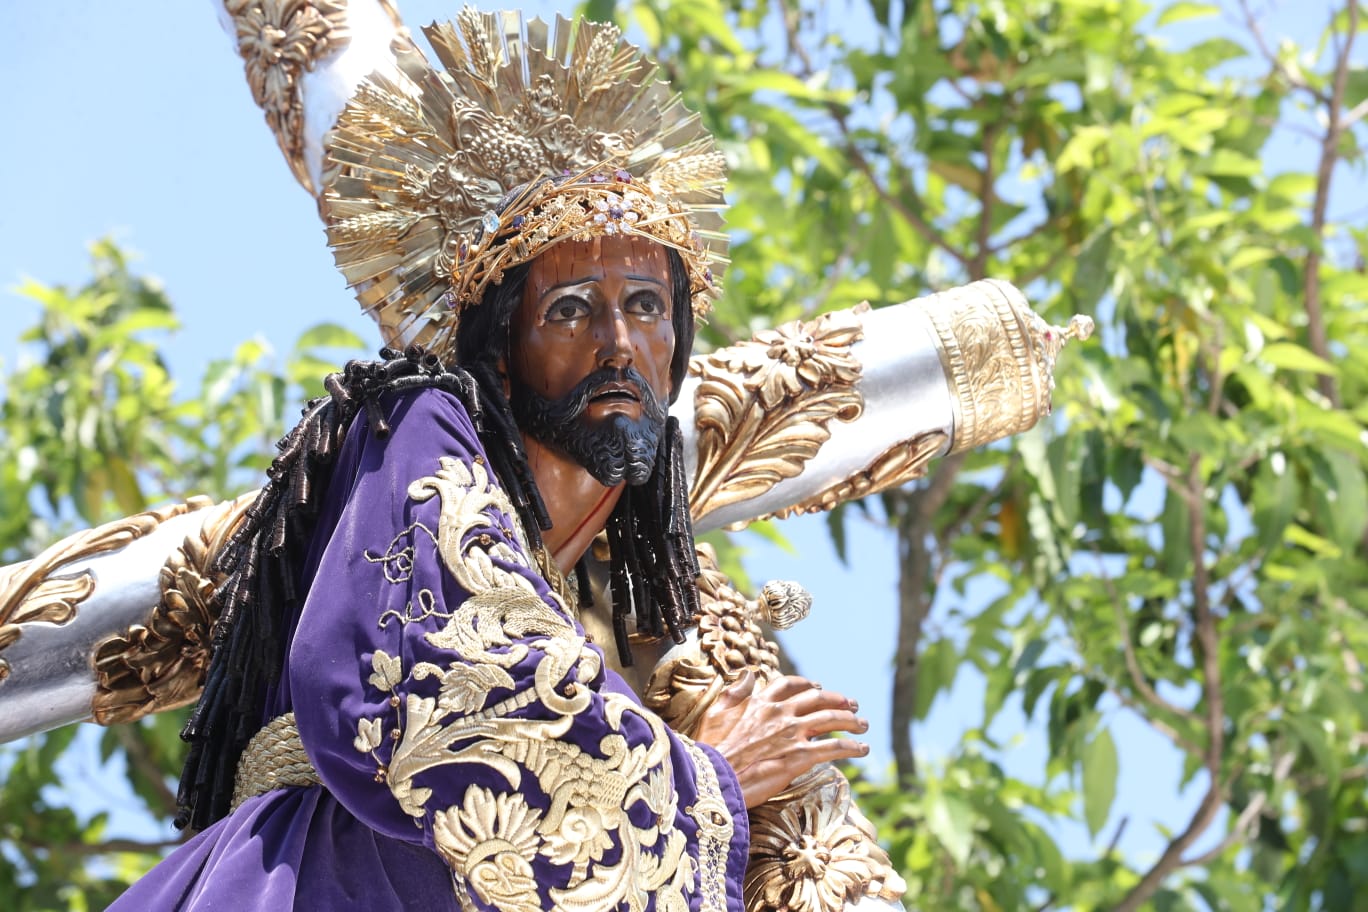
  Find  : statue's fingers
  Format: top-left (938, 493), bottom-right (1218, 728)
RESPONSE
top-left (802, 736), bottom-right (870, 767)
top-left (785, 687), bottom-right (858, 716)
top-left (762, 675), bottom-right (821, 701)
top-left (797, 710), bottom-right (868, 739)
top-left (718, 668), bottom-right (758, 706)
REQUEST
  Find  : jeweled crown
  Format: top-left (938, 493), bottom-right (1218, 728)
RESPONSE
top-left (323, 8), bottom-right (728, 361)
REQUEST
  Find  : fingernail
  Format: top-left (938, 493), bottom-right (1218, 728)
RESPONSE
top-left (860, 743), bottom-right (870, 755)
top-left (848, 699), bottom-right (859, 712)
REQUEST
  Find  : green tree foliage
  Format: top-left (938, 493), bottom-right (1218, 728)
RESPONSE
top-left (0, 241), bottom-right (365, 907)
top-left (616, 0), bottom-right (1367, 908)
top-left (2, 1), bottom-right (1366, 909)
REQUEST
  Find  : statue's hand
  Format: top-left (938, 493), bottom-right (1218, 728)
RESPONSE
top-left (693, 671), bottom-right (869, 808)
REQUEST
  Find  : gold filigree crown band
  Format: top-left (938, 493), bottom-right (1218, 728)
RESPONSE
top-left (437, 165), bottom-right (725, 314)
top-left (323, 8), bottom-right (729, 363)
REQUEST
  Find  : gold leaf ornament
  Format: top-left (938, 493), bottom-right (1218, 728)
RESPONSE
top-left (226, 0), bottom-right (349, 193)
top-left (433, 788), bottom-right (544, 912)
top-left (640, 549), bottom-right (906, 912)
top-left (759, 429), bottom-right (949, 522)
top-left (0, 498), bottom-right (225, 687)
top-left (91, 493), bottom-right (256, 724)
top-left (745, 767), bottom-right (906, 912)
top-left (688, 308), bottom-right (867, 524)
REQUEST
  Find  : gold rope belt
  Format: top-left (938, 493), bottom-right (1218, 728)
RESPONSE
top-left (230, 712), bottom-right (321, 810)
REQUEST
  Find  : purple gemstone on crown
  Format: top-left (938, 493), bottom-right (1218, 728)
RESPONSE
top-left (511, 215), bottom-right (525, 228)
top-left (614, 169), bottom-right (632, 183)
top-left (590, 173), bottom-right (609, 183)
top-left (608, 205), bottom-right (624, 219)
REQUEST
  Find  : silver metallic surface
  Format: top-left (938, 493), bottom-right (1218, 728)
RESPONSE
top-left (0, 511), bottom-right (208, 740)
top-left (685, 291), bottom-right (955, 532)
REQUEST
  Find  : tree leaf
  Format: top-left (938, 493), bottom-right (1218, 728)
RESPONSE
top-left (1258, 342), bottom-right (1338, 375)
top-left (1157, 2), bottom-right (1220, 26)
top-left (924, 782), bottom-right (975, 867)
top-left (1251, 454), bottom-right (1297, 551)
top-left (1082, 727), bottom-right (1119, 838)
top-left (293, 322), bottom-right (367, 353)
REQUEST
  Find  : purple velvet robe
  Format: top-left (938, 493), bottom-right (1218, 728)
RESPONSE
top-left (112, 387), bottom-right (749, 910)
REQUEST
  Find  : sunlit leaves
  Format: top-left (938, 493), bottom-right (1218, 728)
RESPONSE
top-left (1081, 727), bottom-right (1119, 839)
top-left (0, 240), bottom-right (366, 906)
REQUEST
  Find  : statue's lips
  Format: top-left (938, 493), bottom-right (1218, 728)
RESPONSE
top-left (589, 382), bottom-right (642, 404)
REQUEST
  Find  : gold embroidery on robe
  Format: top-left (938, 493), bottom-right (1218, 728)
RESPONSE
top-left (351, 455), bottom-right (735, 910)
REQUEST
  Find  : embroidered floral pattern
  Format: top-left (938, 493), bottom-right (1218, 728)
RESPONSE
top-left (350, 451), bottom-right (737, 909)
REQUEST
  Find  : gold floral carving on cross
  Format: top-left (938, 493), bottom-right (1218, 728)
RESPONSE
top-left (643, 545), bottom-right (905, 912)
top-left (225, 0), bottom-right (350, 194)
top-left (747, 765), bottom-right (906, 911)
top-left (91, 492), bottom-right (255, 725)
top-left (0, 499), bottom-right (221, 683)
top-left (760, 429), bottom-right (950, 521)
top-left (688, 306), bottom-right (867, 525)
top-left (923, 283), bottom-right (1093, 454)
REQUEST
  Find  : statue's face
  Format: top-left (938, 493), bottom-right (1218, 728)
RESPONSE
top-left (508, 234), bottom-right (675, 486)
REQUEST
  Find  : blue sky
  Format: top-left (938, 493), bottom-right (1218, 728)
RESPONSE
top-left (0, 0), bottom-right (1353, 879)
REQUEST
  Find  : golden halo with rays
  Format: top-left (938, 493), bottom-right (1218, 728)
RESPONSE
top-left (322, 6), bottom-right (729, 361)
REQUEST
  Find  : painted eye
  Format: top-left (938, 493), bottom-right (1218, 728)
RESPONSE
top-left (626, 293), bottom-right (666, 317)
top-left (547, 297), bottom-right (591, 322)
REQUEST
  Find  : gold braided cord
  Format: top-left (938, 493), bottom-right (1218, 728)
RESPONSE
top-left (231, 712), bottom-right (321, 809)
top-left (323, 7), bottom-right (729, 363)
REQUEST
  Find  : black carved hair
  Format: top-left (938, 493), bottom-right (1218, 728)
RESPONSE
top-left (177, 350), bottom-right (483, 831)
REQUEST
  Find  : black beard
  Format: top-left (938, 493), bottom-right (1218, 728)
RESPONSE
top-left (510, 367), bottom-right (667, 487)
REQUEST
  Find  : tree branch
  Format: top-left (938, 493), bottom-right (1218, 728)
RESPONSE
top-left (32, 837), bottom-right (183, 858)
top-left (1302, 0), bottom-right (1358, 409)
top-left (1237, 0), bottom-right (1330, 103)
top-left (774, 0), bottom-right (970, 270)
top-left (1093, 549), bottom-right (1203, 726)
top-left (988, 218), bottom-right (1054, 256)
top-left (113, 723), bottom-right (180, 820)
top-left (889, 452), bottom-right (967, 785)
top-left (1034, 817), bottom-right (1129, 912)
top-left (1182, 751), bottom-right (1295, 867)
top-left (1103, 682), bottom-right (1205, 756)
top-left (1113, 456), bottom-right (1226, 912)
top-left (1345, 97), bottom-right (1368, 128)
top-left (972, 123), bottom-right (1001, 277)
